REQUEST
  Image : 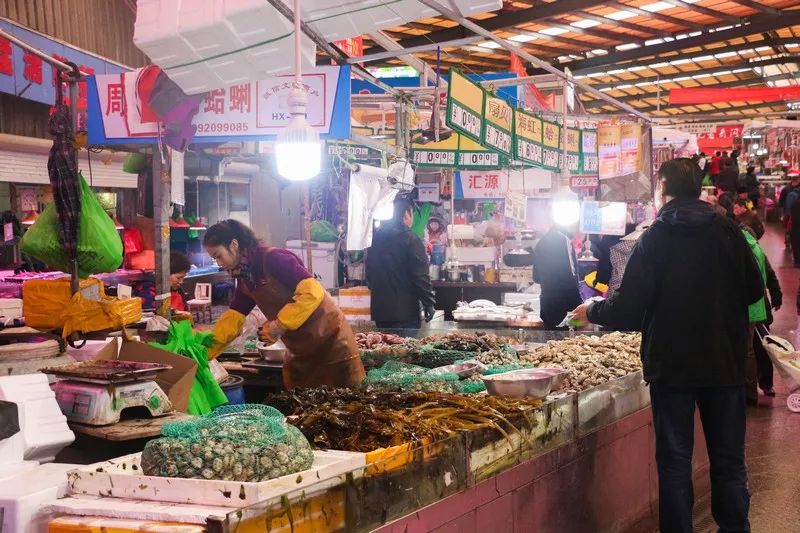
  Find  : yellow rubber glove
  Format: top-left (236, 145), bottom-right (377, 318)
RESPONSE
top-left (207, 309), bottom-right (246, 360)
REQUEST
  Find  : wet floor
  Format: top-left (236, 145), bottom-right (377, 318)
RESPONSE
top-left (692, 223), bottom-right (800, 533)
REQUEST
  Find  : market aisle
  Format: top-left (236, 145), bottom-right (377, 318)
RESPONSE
top-left (691, 223), bottom-right (800, 533)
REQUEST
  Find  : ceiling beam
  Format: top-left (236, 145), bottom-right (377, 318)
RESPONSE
top-left (590, 55), bottom-right (800, 90)
top-left (573, 12), bottom-right (659, 37)
top-left (571, 37), bottom-right (799, 76)
top-left (662, 0), bottom-right (742, 25)
top-left (604, 2), bottom-right (706, 31)
top-left (383, 0), bottom-right (610, 49)
top-left (532, 14), bottom-right (800, 74)
top-left (537, 21), bottom-right (642, 44)
top-left (729, 0), bottom-right (784, 18)
top-left (582, 72), bottom-right (798, 108)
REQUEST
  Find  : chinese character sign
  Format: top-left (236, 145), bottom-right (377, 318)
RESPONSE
top-left (89, 66), bottom-right (352, 143)
top-left (598, 125), bottom-right (622, 180)
top-left (459, 170), bottom-right (509, 199)
top-left (620, 124), bottom-right (642, 175)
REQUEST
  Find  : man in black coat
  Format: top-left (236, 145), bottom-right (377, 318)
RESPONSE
top-left (714, 157), bottom-right (740, 194)
top-left (573, 158), bottom-right (763, 533)
top-left (532, 222), bottom-right (581, 329)
top-left (366, 199), bottom-right (435, 331)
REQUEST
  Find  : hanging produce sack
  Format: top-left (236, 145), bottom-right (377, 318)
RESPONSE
top-left (149, 320), bottom-right (228, 415)
top-left (20, 173), bottom-right (123, 278)
top-left (141, 404), bottom-right (314, 481)
top-left (310, 220), bottom-right (339, 242)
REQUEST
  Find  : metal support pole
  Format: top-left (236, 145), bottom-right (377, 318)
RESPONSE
top-left (561, 79), bottom-right (570, 188)
top-left (303, 184), bottom-right (313, 273)
top-left (418, 0), bottom-right (651, 122)
top-left (152, 148), bottom-right (172, 319)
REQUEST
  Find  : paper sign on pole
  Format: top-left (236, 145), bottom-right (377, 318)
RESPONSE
top-left (566, 127), bottom-right (581, 174)
top-left (598, 125), bottom-right (622, 180)
top-left (541, 121), bottom-right (561, 171)
top-left (620, 124), bottom-right (642, 175)
top-left (504, 191), bottom-right (528, 222)
top-left (513, 108), bottom-right (543, 167)
top-left (581, 130), bottom-right (599, 175)
top-left (446, 69), bottom-right (485, 143)
top-left (482, 96), bottom-right (513, 156)
top-left (580, 201), bottom-right (627, 236)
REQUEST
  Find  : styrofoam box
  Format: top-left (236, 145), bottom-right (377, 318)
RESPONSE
top-left (0, 374), bottom-right (75, 463)
top-left (67, 450), bottom-right (365, 508)
top-left (0, 298), bottom-right (22, 319)
top-left (339, 287), bottom-right (370, 309)
top-left (0, 462), bottom-right (78, 533)
top-left (502, 292), bottom-right (539, 308)
top-left (286, 241), bottom-right (337, 290)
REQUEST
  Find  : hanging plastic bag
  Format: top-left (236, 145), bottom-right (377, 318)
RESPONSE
top-left (310, 220), bottom-right (339, 242)
top-left (20, 173), bottom-right (123, 277)
top-left (150, 320), bottom-right (228, 415)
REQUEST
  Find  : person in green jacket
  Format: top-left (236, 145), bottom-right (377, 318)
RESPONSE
top-left (742, 227), bottom-right (767, 405)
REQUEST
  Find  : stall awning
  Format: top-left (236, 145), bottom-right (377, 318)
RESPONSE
top-left (0, 134), bottom-right (137, 188)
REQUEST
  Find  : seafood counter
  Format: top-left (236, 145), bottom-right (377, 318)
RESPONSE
top-left (41, 326), bottom-right (654, 532)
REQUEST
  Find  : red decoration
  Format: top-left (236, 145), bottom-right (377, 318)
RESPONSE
top-left (0, 37), bottom-right (13, 76)
top-left (22, 51), bottom-right (43, 84)
top-left (510, 53), bottom-right (554, 111)
top-left (670, 87), bottom-right (800, 105)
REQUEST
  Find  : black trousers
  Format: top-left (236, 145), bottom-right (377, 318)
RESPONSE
top-left (650, 383), bottom-right (750, 533)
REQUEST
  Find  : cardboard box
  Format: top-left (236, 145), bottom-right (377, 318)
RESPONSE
top-left (95, 339), bottom-right (197, 413)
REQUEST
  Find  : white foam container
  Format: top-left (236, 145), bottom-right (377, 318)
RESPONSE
top-left (68, 450), bottom-right (365, 507)
top-left (0, 462), bottom-right (78, 533)
top-left (134, 0), bottom-right (316, 94)
top-left (0, 374), bottom-right (75, 463)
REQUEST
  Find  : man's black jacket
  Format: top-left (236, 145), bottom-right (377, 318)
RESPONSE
top-left (588, 198), bottom-right (764, 387)
top-left (366, 221), bottom-right (435, 323)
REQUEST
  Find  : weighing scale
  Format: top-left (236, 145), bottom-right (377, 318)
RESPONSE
top-left (40, 361), bottom-right (174, 426)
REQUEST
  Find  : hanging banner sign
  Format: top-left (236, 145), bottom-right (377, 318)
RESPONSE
top-left (566, 127), bottom-right (581, 174)
top-left (410, 133), bottom-right (459, 168)
top-left (598, 125), bottom-right (622, 180)
top-left (446, 69), bottom-right (485, 142)
top-left (504, 191), bottom-right (528, 223)
top-left (513, 109), bottom-right (543, 166)
top-left (457, 170), bottom-right (508, 199)
top-left (580, 201), bottom-right (628, 236)
top-left (327, 141), bottom-right (381, 164)
top-left (458, 135), bottom-right (504, 168)
top-left (541, 121), bottom-right (561, 171)
top-left (620, 124), bottom-right (642, 175)
top-left (87, 66), bottom-right (352, 144)
top-left (482, 95), bottom-right (513, 156)
top-left (581, 129), bottom-right (599, 175)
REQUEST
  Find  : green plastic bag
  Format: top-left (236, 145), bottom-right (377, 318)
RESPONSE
top-left (150, 320), bottom-right (228, 416)
top-left (310, 220), bottom-right (339, 242)
top-left (411, 203), bottom-right (433, 240)
top-left (20, 173), bottom-right (123, 278)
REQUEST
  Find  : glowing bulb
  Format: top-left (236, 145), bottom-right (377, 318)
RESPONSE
top-left (551, 190), bottom-right (581, 226)
top-left (275, 87), bottom-right (322, 182)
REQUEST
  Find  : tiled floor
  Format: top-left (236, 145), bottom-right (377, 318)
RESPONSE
top-left (692, 224), bottom-right (800, 533)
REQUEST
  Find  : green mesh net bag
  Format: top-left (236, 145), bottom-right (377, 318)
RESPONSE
top-left (141, 404), bottom-right (314, 482)
top-left (362, 360), bottom-right (465, 393)
top-left (413, 345), bottom-right (474, 368)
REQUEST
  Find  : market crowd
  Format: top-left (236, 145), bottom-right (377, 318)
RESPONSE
top-left (533, 154), bottom-right (787, 533)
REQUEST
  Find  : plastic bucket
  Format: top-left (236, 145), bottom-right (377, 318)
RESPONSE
top-left (220, 375), bottom-right (245, 405)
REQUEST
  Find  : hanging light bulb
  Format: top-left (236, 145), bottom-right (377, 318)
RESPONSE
top-left (274, 0), bottom-right (321, 182)
top-left (551, 189), bottom-right (581, 227)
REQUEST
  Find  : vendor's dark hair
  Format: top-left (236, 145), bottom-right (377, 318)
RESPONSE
top-left (660, 158), bottom-right (702, 199)
top-left (204, 219), bottom-right (259, 250)
top-left (170, 251), bottom-right (191, 274)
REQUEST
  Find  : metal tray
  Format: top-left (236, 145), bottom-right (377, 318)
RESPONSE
top-left (40, 360), bottom-right (172, 384)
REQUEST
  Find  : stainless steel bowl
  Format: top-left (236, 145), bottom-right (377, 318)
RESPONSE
top-left (482, 368), bottom-right (566, 399)
top-left (256, 341), bottom-right (287, 362)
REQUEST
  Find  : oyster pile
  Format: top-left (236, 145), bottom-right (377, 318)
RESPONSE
top-left (519, 332), bottom-right (642, 391)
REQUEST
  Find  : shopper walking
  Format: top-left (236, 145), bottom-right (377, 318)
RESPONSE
top-left (572, 158), bottom-right (763, 533)
top-left (743, 166), bottom-right (760, 206)
top-left (715, 158), bottom-right (740, 195)
top-left (778, 172), bottom-right (800, 248)
top-left (366, 198), bottom-right (435, 331)
top-left (709, 151), bottom-right (722, 184)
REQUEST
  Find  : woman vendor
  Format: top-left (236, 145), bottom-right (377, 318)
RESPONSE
top-left (204, 219), bottom-right (365, 388)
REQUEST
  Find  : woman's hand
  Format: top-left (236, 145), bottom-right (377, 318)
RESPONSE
top-left (259, 320), bottom-right (287, 345)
